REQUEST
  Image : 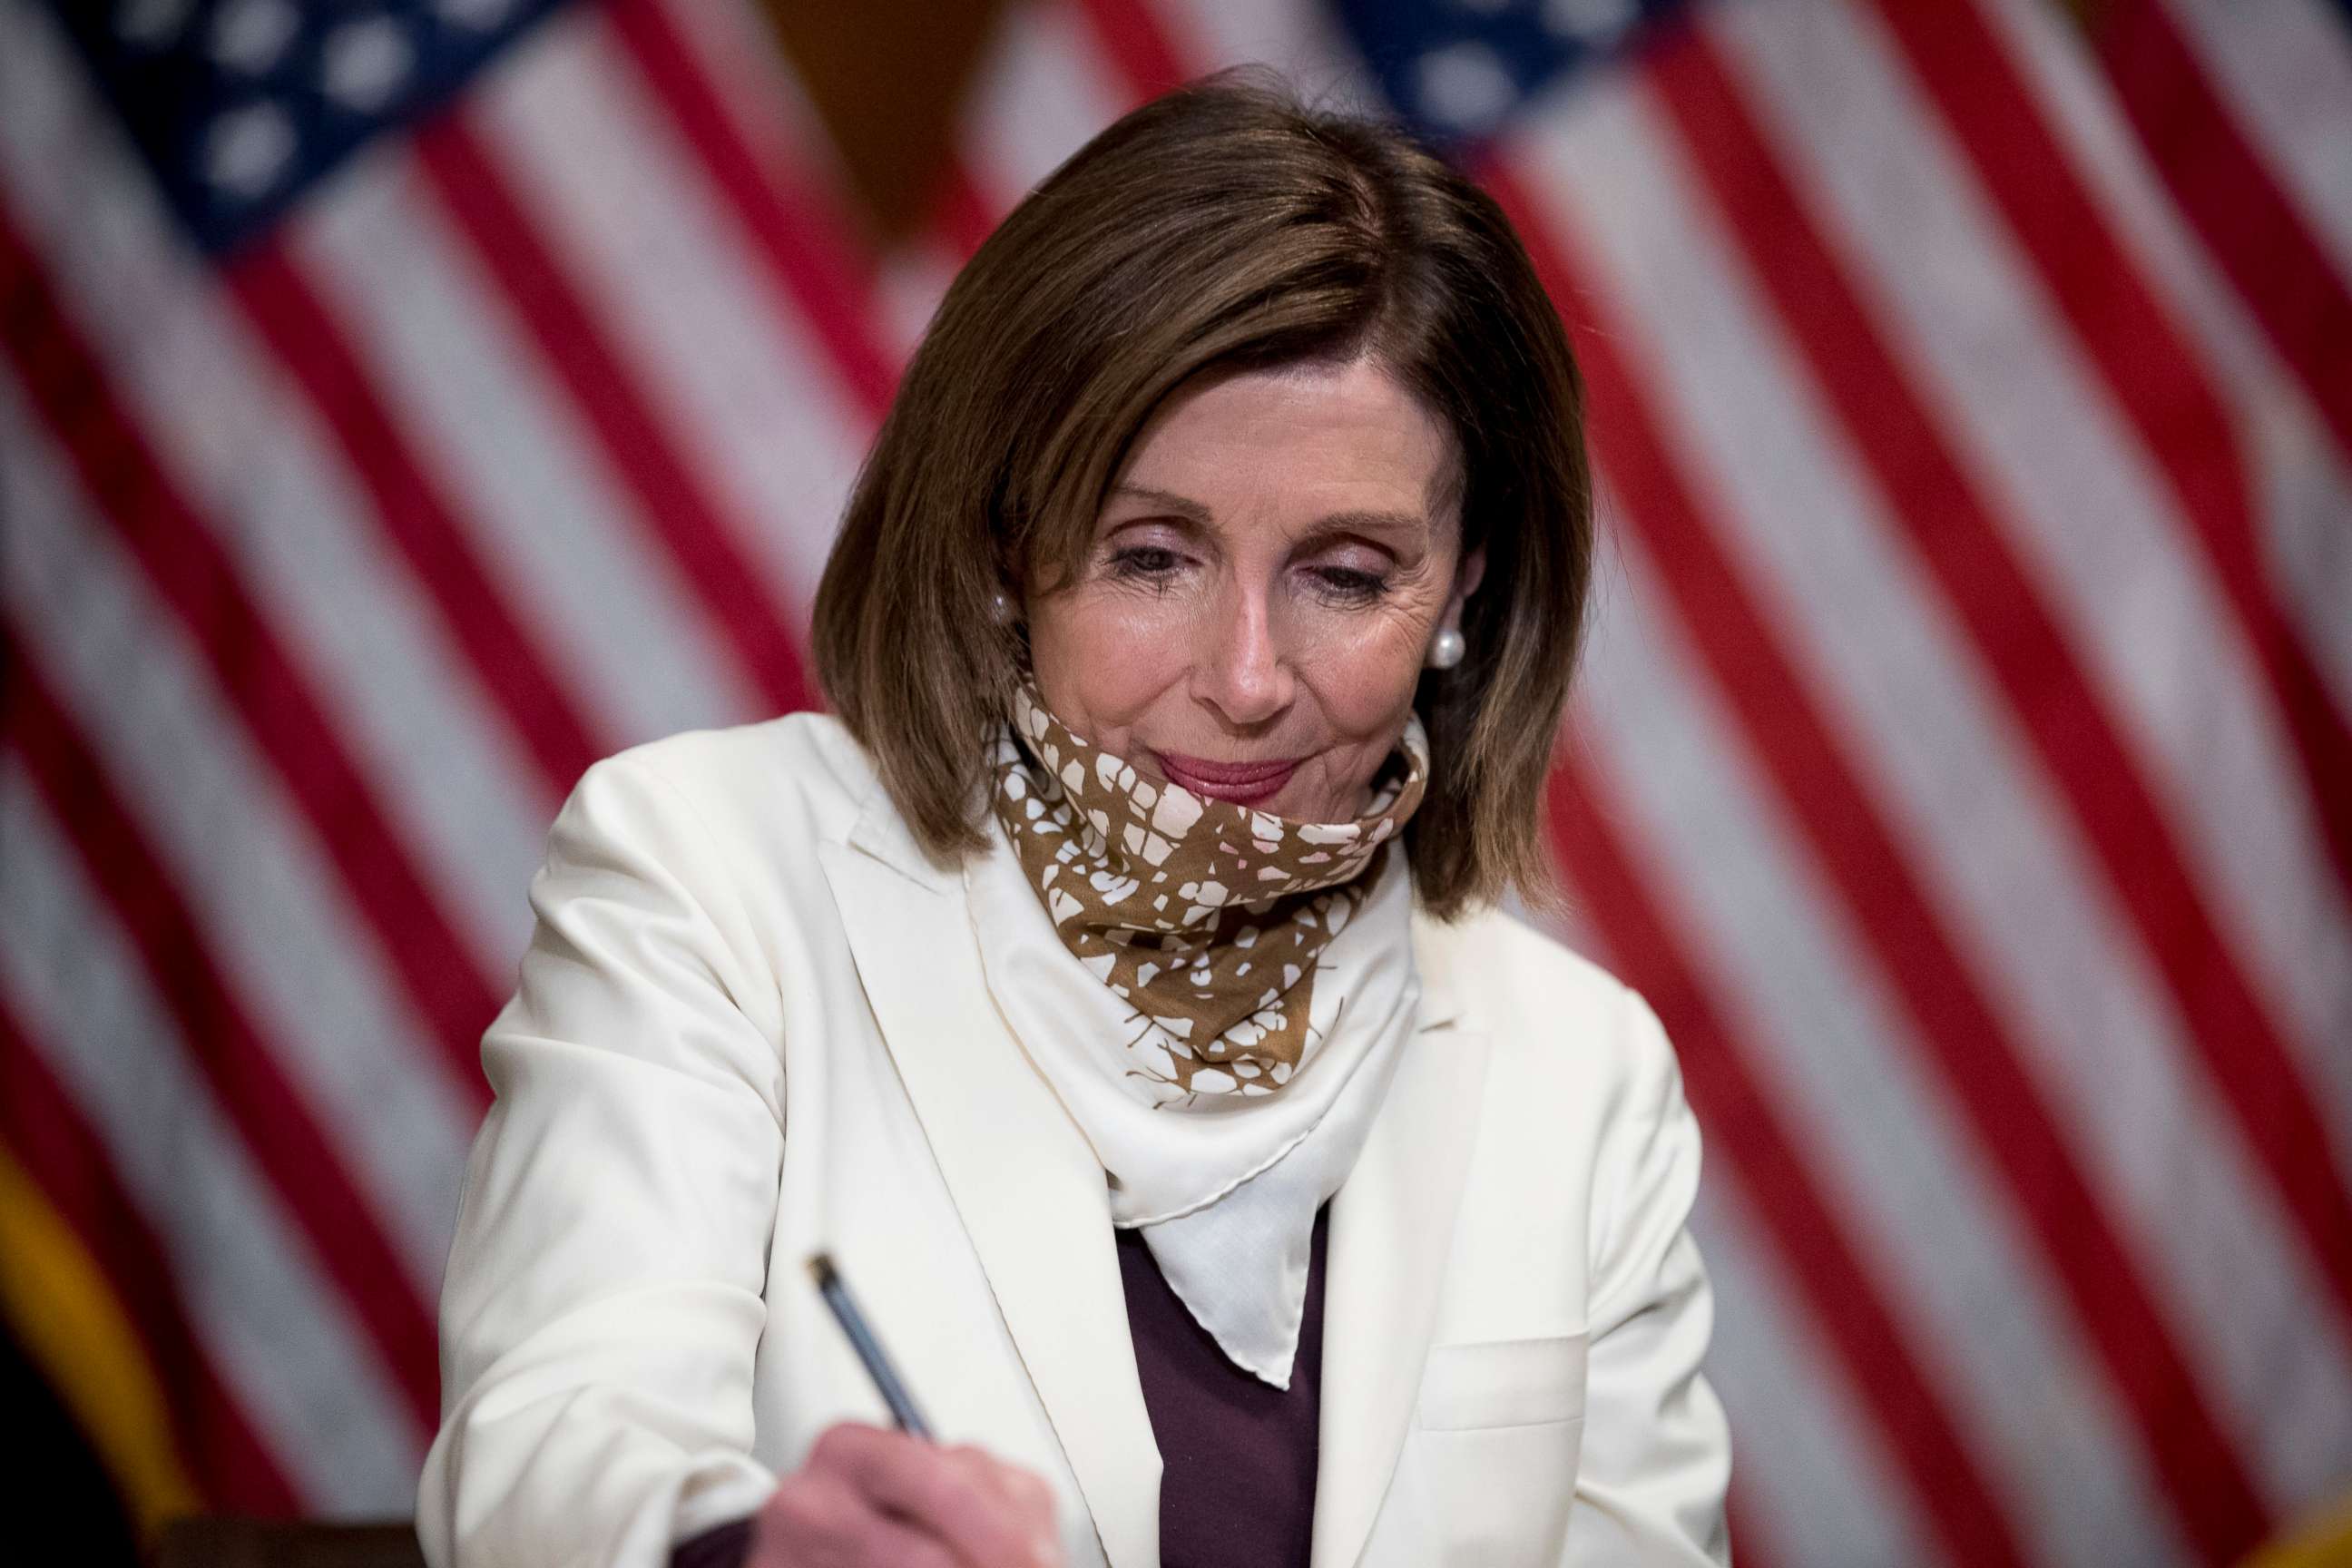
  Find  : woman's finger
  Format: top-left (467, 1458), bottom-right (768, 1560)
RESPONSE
top-left (812, 1426), bottom-right (1060, 1568)
top-left (937, 1445), bottom-right (1062, 1563)
top-left (750, 1463), bottom-right (970, 1568)
top-left (845, 1513), bottom-right (970, 1568)
top-left (750, 1472), bottom-right (867, 1568)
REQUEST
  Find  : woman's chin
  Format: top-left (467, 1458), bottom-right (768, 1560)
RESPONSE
top-left (1248, 780), bottom-right (1367, 824)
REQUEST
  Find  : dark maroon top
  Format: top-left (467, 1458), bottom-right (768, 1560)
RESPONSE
top-left (671, 1209), bottom-right (1329, 1568)
top-left (1115, 1206), bottom-right (1329, 1568)
top-left (669, 1517), bottom-right (752, 1568)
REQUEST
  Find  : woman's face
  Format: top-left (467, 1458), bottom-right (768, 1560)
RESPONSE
top-left (1026, 357), bottom-right (1483, 822)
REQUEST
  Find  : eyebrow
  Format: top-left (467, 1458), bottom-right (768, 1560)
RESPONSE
top-left (1106, 483), bottom-right (1431, 538)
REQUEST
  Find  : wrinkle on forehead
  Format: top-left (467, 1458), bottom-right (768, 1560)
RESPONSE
top-left (1113, 361), bottom-right (1458, 530)
top-left (1107, 482), bottom-right (1436, 546)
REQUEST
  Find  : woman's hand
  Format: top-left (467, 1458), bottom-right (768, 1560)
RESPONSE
top-left (747, 1423), bottom-right (1064, 1568)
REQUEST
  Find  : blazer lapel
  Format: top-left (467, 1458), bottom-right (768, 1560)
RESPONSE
top-left (1310, 917), bottom-right (1491, 1568)
top-left (817, 793), bottom-right (1163, 1568)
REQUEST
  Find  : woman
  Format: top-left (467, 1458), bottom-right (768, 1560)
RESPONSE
top-left (418, 74), bottom-right (1730, 1568)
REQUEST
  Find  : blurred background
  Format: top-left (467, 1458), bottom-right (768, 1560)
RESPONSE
top-left (2, 0), bottom-right (2347, 1563)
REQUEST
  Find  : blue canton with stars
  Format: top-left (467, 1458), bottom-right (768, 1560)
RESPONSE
top-left (43, 0), bottom-right (574, 260)
top-left (1331, 0), bottom-right (1687, 147)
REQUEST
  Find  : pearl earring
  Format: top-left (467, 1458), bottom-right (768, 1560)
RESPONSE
top-left (988, 590), bottom-right (1015, 625)
top-left (1427, 627), bottom-right (1465, 671)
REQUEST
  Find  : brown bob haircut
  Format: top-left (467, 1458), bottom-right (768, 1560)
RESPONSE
top-left (812, 72), bottom-right (1592, 920)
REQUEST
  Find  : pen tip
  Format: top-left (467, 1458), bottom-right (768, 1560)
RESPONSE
top-left (807, 1252), bottom-right (838, 1290)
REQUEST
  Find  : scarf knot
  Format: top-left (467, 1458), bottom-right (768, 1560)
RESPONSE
top-left (964, 689), bottom-right (1434, 1381)
top-left (986, 684), bottom-right (1429, 1102)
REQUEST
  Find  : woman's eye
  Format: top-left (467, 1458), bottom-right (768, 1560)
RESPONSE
top-left (1108, 544), bottom-right (1186, 583)
top-left (1308, 565), bottom-right (1392, 603)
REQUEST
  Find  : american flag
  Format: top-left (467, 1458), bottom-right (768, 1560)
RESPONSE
top-left (1, 0), bottom-right (2346, 1563)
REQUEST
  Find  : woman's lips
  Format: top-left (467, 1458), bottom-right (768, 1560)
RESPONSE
top-left (1152, 751), bottom-right (1300, 806)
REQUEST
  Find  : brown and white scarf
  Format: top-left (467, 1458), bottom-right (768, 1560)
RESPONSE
top-left (962, 683), bottom-right (1430, 1384)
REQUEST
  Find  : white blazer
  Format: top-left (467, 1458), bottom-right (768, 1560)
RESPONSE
top-left (417, 714), bottom-right (1731, 1568)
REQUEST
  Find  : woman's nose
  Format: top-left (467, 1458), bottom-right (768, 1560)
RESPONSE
top-left (1191, 583), bottom-right (1294, 726)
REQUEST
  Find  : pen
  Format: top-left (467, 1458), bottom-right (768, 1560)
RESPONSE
top-left (807, 1252), bottom-right (936, 1440)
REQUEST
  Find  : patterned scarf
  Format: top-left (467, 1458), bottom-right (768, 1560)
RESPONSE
top-left (985, 682), bottom-right (1428, 1103)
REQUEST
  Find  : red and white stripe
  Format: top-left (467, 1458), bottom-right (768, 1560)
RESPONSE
top-left (1527, 44), bottom-right (2352, 1507)
top-left (1684, 1177), bottom-right (1932, 1568)
top-left (296, 167), bottom-right (766, 748)
top-left (2096, 1), bottom-right (2352, 481)
top-left (0, 7), bottom-right (540, 1017)
top-left (0, 0), bottom-right (890, 1512)
top-left (1717, 0), bottom-right (2352, 1132)
top-left (0, 768), bottom-right (422, 1510)
top-left (473, 8), bottom-right (873, 640)
top-left (0, 368), bottom-right (476, 1307)
top-left (1576, 513), bottom-right (2190, 1568)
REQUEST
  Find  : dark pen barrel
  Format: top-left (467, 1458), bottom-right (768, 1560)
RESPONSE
top-left (808, 1252), bottom-right (936, 1441)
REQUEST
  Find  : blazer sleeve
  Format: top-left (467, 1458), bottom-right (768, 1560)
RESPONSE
top-left (417, 750), bottom-right (789, 1568)
top-left (1565, 988), bottom-right (1734, 1567)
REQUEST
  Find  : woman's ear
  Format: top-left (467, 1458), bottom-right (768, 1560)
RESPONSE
top-left (1444, 545), bottom-right (1487, 631)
